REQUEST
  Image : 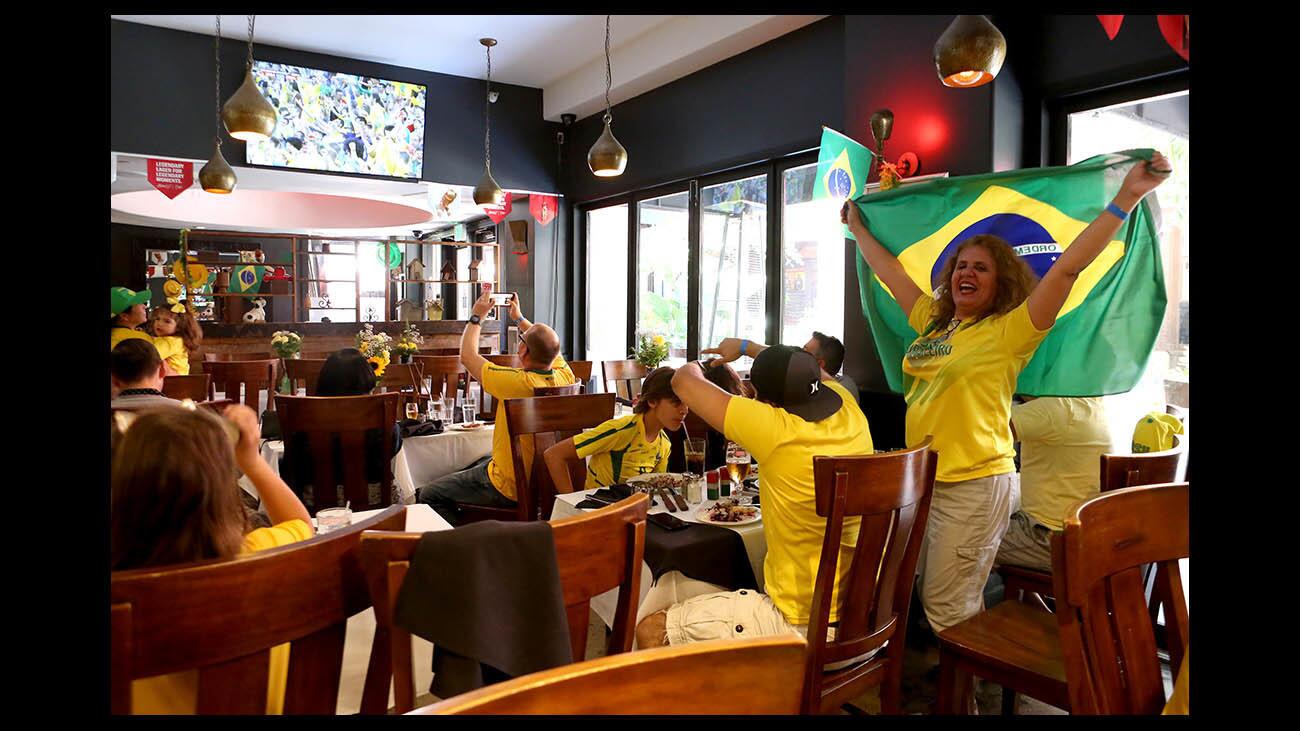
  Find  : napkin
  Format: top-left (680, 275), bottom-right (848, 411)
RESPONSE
top-left (400, 419), bottom-right (443, 438)
top-left (575, 483), bottom-right (657, 509)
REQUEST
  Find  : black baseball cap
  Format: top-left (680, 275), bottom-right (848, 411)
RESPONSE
top-left (749, 345), bottom-right (842, 423)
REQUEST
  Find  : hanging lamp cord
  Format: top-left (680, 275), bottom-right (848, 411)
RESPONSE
top-left (213, 15), bottom-right (222, 146)
top-left (603, 15), bottom-right (612, 124)
top-left (246, 14), bottom-right (256, 71)
top-left (484, 43), bottom-right (492, 171)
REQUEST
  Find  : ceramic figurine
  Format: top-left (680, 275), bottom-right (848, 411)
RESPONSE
top-left (243, 297), bottom-right (268, 323)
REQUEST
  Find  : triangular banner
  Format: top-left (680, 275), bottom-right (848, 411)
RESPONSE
top-left (483, 192), bottom-right (513, 224)
top-left (1096, 15), bottom-right (1125, 40)
top-left (529, 194), bottom-right (558, 226)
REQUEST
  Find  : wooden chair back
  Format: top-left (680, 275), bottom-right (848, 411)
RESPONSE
top-left (359, 494), bottom-right (649, 714)
top-left (567, 360), bottom-right (593, 387)
top-left (206, 359), bottom-right (278, 410)
top-left (377, 363), bottom-right (426, 415)
top-left (162, 374), bottom-right (211, 401)
top-left (197, 399), bottom-right (235, 414)
top-left (503, 392), bottom-right (617, 521)
top-left (413, 355), bottom-right (466, 402)
top-left (275, 393), bottom-right (400, 513)
top-left (601, 360), bottom-right (648, 401)
top-left (110, 505), bottom-right (405, 715)
top-left (411, 636), bottom-right (806, 715)
top-left (802, 438), bottom-right (939, 714)
top-left (1051, 482), bottom-right (1189, 715)
top-left (1101, 434), bottom-right (1185, 491)
top-left (283, 358), bottom-right (328, 396)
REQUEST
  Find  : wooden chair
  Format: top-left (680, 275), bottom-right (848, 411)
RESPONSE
top-left (1052, 482), bottom-right (1189, 714)
top-left (284, 358), bottom-right (328, 396)
top-left (413, 355), bottom-right (467, 402)
top-left (275, 393), bottom-right (400, 514)
top-left (206, 359), bottom-right (278, 411)
top-left (410, 636), bottom-right (806, 715)
top-left (455, 392), bottom-right (617, 524)
top-left (110, 504), bottom-right (405, 715)
top-left (359, 494), bottom-right (649, 714)
top-left (567, 360), bottom-right (593, 389)
top-left (601, 360), bottom-right (647, 401)
top-left (162, 374), bottom-right (211, 401)
top-left (801, 439), bottom-right (938, 714)
top-left (196, 399), bottom-right (235, 414)
top-left (377, 363), bottom-right (427, 415)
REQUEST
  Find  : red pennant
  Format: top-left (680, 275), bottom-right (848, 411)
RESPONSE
top-left (483, 192), bottom-right (513, 224)
top-left (1157, 15), bottom-right (1189, 62)
top-left (146, 158), bottom-right (194, 199)
top-left (529, 194), bottom-right (558, 226)
top-left (1096, 15), bottom-right (1125, 40)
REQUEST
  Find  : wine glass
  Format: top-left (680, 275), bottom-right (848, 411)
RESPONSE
top-left (725, 441), bottom-right (750, 503)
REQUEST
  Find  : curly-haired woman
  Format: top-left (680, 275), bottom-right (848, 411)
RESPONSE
top-left (842, 152), bottom-right (1171, 638)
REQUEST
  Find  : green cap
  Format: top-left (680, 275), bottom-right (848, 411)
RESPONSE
top-left (110, 286), bottom-right (152, 317)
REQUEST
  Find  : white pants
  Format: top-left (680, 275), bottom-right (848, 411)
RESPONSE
top-left (917, 473), bottom-right (1017, 634)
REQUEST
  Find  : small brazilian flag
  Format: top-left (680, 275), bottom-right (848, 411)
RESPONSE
top-left (815, 127), bottom-right (875, 201)
top-left (230, 265), bottom-right (265, 295)
top-left (851, 149), bottom-right (1167, 397)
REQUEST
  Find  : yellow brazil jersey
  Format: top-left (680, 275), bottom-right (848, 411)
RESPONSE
top-left (130, 519), bottom-right (313, 714)
top-left (903, 297), bottom-right (1050, 483)
top-left (111, 327), bottom-right (152, 350)
top-left (1012, 397), bottom-right (1111, 531)
top-left (481, 356), bottom-right (577, 500)
top-left (574, 413), bottom-right (671, 489)
top-left (723, 379), bottom-right (872, 626)
top-left (152, 335), bottom-right (190, 376)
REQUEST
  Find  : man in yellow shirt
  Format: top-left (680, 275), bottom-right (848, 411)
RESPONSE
top-left (996, 396), bottom-right (1111, 572)
top-left (635, 339), bottom-right (872, 648)
top-left (110, 286), bottom-right (153, 349)
top-left (416, 290), bottom-right (575, 524)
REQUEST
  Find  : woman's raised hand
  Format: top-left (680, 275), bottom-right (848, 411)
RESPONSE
top-left (840, 200), bottom-right (867, 233)
top-left (1121, 151), bottom-right (1173, 200)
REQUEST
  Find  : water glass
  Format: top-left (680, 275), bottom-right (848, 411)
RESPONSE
top-left (462, 403), bottom-right (478, 425)
top-left (442, 396), bottom-right (456, 422)
top-left (316, 507), bottom-right (352, 534)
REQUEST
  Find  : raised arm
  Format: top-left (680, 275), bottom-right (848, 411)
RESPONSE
top-left (701, 337), bottom-right (767, 364)
top-left (543, 438), bottom-right (581, 495)
top-left (459, 290), bottom-right (493, 381)
top-left (507, 291), bottom-right (534, 333)
top-left (1027, 152), bottom-right (1171, 330)
top-left (227, 405), bottom-right (310, 526)
top-left (842, 200), bottom-right (925, 317)
top-left (670, 362), bottom-right (733, 433)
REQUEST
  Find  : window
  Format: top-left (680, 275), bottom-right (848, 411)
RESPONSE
top-left (303, 240), bottom-right (359, 322)
top-left (1068, 89), bottom-right (1189, 410)
top-left (700, 175), bottom-right (768, 369)
top-left (586, 204), bottom-right (630, 364)
top-left (637, 191), bottom-right (690, 363)
top-left (779, 162), bottom-right (844, 348)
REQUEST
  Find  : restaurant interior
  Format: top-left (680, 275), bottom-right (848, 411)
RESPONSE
top-left (109, 13), bottom-right (1191, 716)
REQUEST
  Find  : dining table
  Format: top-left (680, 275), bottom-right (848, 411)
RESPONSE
top-left (550, 484), bottom-right (767, 645)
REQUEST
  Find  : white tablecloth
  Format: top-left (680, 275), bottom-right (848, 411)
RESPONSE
top-left (550, 487), bottom-right (767, 636)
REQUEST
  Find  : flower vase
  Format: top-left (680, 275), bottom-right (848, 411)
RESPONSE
top-left (399, 353), bottom-right (412, 365)
top-left (279, 373), bottom-right (293, 395)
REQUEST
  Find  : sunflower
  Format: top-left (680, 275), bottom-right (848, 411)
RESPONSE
top-left (368, 355), bottom-right (388, 378)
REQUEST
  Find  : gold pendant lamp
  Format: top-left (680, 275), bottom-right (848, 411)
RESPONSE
top-left (472, 38), bottom-right (506, 207)
top-left (200, 15), bottom-right (236, 194)
top-left (933, 15), bottom-right (1007, 88)
top-left (587, 15), bottom-right (627, 177)
top-left (221, 14), bottom-right (277, 141)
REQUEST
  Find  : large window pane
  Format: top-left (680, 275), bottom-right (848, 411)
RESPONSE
top-left (357, 242), bottom-right (388, 322)
top-left (700, 175), bottom-right (767, 369)
top-left (637, 191), bottom-right (689, 363)
top-left (780, 163), bottom-right (845, 348)
top-left (586, 205), bottom-right (629, 363)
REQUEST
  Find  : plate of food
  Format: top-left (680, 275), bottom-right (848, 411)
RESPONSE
top-left (626, 472), bottom-right (689, 493)
top-left (698, 498), bottom-right (761, 525)
top-left (452, 421), bottom-right (486, 430)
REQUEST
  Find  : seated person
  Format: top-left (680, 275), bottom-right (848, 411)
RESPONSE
top-left (278, 348), bottom-right (402, 511)
top-left (543, 366), bottom-right (687, 493)
top-left (803, 331), bottom-right (860, 406)
top-left (112, 404), bottom-right (312, 714)
top-left (636, 338), bottom-right (872, 648)
top-left (416, 291), bottom-right (575, 524)
top-left (995, 396), bottom-right (1111, 572)
top-left (110, 285), bottom-right (153, 350)
top-left (111, 339), bottom-right (181, 410)
top-left (666, 361), bottom-right (748, 472)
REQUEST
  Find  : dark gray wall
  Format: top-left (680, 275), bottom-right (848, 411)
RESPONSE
top-left (110, 19), bottom-right (557, 193)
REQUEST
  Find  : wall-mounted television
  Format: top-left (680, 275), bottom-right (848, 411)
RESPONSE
top-left (246, 61), bottom-right (427, 179)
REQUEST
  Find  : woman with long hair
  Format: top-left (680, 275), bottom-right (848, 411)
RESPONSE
top-left (841, 153), bottom-right (1172, 643)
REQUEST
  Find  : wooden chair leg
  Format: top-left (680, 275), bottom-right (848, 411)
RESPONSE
top-left (1001, 688), bottom-right (1017, 715)
top-left (880, 656), bottom-right (904, 715)
top-left (936, 650), bottom-right (972, 715)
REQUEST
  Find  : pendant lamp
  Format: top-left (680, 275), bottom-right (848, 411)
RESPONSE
top-left (472, 38), bottom-right (506, 207)
top-left (587, 15), bottom-right (627, 177)
top-left (933, 15), bottom-right (1007, 88)
top-left (200, 15), bottom-right (236, 194)
top-left (222, 14), bottom-right (277, 141)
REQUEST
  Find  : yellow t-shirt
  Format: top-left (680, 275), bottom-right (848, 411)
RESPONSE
top-left (903, 297), bottom-right (1051, 483)
top-left (723, 379), bottom-right (872, 625)
top-left (152, 335), bottom-right (191, 376)
top-left (481, 357), bottom-right (577, 499)
top-left (129, 519), bottom-right (314, 714)
top-left (1162, 646), bottom-right (1189, 715)
top-left (574, 413), bottom-right (671, 489)
top-left (1012, 397), bottom-right (1111, 531)
top-left (111, 326), bottom-right (153, 350)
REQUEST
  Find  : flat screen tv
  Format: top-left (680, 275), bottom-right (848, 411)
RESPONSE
top-left (246, 61), bottom-right (427, 179)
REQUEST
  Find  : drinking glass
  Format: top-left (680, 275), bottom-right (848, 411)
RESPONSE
top-left (405, 402), bottom-right (420, 421)
top-left (462, 403), bottom-right (478, 425)
top-left (725, 441), bottom-right (749, 502)
top-left (442, 396), bottom-right (456, 423)
top-left (316, 507), bottom-right (352, 534)
top-left (684, 438), bottom-right (706, 484)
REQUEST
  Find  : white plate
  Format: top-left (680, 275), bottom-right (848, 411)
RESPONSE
top-left (696, 505), bottom-right (761, 525)
top-left (625, 472), bottom-right (690, 491)
top-left (451, 422), bottom-right (486, 431)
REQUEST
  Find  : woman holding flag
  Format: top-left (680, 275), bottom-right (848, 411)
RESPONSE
top-left (841, 152), bottom-right (1171, 643)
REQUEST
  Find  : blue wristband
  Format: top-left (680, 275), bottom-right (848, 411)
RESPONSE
top-left (1105, 202), bottom-right (1129, 221)
top-left (740, 339), bottom-right (750, 358)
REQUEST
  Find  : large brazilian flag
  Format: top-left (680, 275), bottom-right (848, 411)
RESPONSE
top-left (848, 150), bottom-right (1167, 397)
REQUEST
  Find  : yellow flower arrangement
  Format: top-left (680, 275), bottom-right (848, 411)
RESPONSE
top-left (368, 351), bottom-right (391, 378)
